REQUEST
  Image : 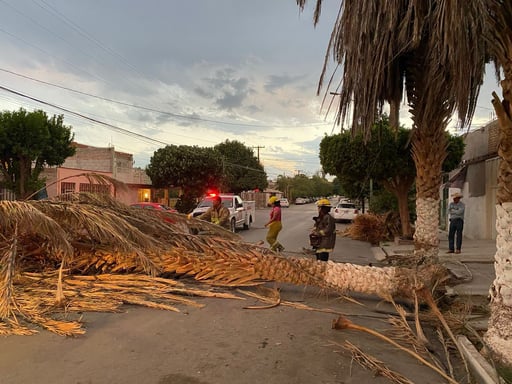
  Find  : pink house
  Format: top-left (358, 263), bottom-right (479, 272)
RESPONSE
top-left (41, 143), bottom-right (155, 205)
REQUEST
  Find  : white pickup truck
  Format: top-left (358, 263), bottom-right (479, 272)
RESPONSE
top-left (191, 194), bottom-right (256, 232)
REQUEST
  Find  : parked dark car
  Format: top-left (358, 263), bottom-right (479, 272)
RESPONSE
top-left (130, 202), bottom-right (177, 212)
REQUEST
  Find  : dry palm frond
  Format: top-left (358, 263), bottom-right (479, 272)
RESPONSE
top-left (437, 328), bottom-right (455, 379)
top-left (0, 231), bottom-right (20, 320)
top-left (21, 312), bottom-right (85, 337)
top-left (296, 1), bottom-right (487, 136)
top-left (421, 288), bottom-right (471, 383)
top-left (0, 319), bottom-right (37, 336)
top-left (332, 316), bottom-right (458, 384)
top-left (386, 300), bottom-right (449, 377)
top-left (29, 200), bottom-right (159, 253)
top-left (1, 271), bottom-right (248, 336)
top-left (412, 285), bottom-right (428, 345)
top-left (342, 340), bottom-right (415, 384)
top-left (387, 303), bottom-right (430, 355)
top-left (238, 286), bottom-right (281, 309)
top-left (0, 201), bottom-right (73, 257)
top-left (346, 214), bottom-right (388, 245)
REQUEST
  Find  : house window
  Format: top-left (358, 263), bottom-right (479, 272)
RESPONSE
top-left (61, 182), bottom-right (76, 194)
top-left (138, 188), bottom-right (151, 202)
top-left (79, 183), bottom-right (110, 194)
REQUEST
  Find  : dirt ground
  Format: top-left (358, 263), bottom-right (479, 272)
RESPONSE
top-left (0, 279), bottom-right (459, 384)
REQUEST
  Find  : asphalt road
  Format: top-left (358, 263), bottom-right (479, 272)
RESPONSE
top-left (241, 203), bottom-right (373, 265)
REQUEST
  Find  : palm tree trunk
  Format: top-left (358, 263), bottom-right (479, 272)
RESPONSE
top-left (405, 58), bottom-right (451, 262)
top-left (411, 127), bottom-right (448, 261)
top-left (161, 249), bottom-right (445, 301)
top-left (484, 85), bottom-right (512, 369)
top-left (381, 176), bottom-right (414, 238)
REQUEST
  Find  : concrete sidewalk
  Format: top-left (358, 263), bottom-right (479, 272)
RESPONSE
top-left (375, 231), bottom-right (496, 297)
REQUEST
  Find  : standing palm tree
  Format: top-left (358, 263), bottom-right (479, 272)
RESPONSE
top-left (297, 0), bottom-right (510, 371)
top-left (482, 0), bottom-right (512, 371)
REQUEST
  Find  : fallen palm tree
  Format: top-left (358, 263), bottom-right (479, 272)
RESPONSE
top-left (0, 195), bottom-right (449, 336)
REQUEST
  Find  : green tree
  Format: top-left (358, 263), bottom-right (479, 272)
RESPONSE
top-left (320, 131), bottom-right (371, 205)
top-left (276, 174), bottom-right (293, 199)
top-left (276, 173), bottom-right (333, 202)
top-left (310, 173), bottom-right (334, 198)
top-left (214, 140), bottom-right (268, 194)
top-left (330, 177), bottom-right (344, 196)
top-left (146, 145), bottom-right (223, 213)
top-left (320, 116), bottom-right (464, 237)
top-left (0, 108), bottom-right (75, 199)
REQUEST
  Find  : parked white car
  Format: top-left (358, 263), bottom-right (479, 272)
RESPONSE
top-left (332, 202), bottom-right (359, 223)
top-left (279, 197), bottom-right (290, 208)
top-left (295, 197), bottom-right (307, 205)
top-left (280, 198), bottom-right (290, 208)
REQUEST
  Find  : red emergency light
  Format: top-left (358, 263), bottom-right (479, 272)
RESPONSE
top-left (207, 188), bottom-right (219, 197)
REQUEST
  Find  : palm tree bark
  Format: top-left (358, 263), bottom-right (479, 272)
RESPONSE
top-left (407, 60), bottom-right (450, 261)
top-left (411, 128), bottom-right (447, 260)
top-left (485, 86), bottom-right (512, 368)
top-left (381, 176), bottom-right (414, 238)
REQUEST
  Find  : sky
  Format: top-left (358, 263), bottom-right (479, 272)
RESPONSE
top-left (0, 1), bottom-right (501, 181)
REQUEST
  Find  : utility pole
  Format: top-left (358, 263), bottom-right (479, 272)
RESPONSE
top-left (252, 146), bottom-right (265, 163)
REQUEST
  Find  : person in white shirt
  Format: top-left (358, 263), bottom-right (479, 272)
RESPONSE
top-left (447, 192), bottom-right (465, 254)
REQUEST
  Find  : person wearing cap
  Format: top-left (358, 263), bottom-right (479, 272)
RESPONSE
top-left (264, 196), bottom-right (284, 252)
top-left (311, 198), bottom-right (336, 261)
top-left (447, 192), bottom-right (465, 254)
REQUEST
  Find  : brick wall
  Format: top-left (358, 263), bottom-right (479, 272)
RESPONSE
top-left (487, 120), bottom-right (499, 154)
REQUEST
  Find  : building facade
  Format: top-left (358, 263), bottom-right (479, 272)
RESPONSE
top-left (41, 143), bottom-right (156, 206)
top-left (444, 120), bottom-right (499, 240)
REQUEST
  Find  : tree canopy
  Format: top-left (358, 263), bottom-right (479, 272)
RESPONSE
top-left (214, 140), bottom-right (268, 194)
top-left (146, 145), bottom-right (224, 213)
top-left (275, 172), bottom-right (333, 201)
top-left (0, 108), bottom-right (75, 199)
top-left (319, 116), bottom-right (465, 236)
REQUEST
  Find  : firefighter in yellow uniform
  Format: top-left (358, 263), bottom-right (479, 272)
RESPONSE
top-left (198, 195), bottom-right (231, 230)
top-left (264, 196), bottom-right (284, 252)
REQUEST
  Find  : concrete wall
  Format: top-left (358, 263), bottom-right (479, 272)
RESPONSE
top-left (450, 124), bottom-right (500, 240)
top-left (462, 126), bottom-right (490, 160)
top-left (63, 146), bottom-right (114, 173)
top-left (116, 166), bottom-right (152, 184)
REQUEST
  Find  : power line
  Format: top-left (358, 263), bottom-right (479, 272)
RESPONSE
top-left (32, 0), bottom-right (147, 80)
top-left (0, 84), bottom-right (270, 174)
top-left (0, 67), bottom-right (331, 129)
top-left (252, 146), bottom-right (265, 162)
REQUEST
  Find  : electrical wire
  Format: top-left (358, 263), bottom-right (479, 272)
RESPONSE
top-left (0, 84), bottom-right (277, 174)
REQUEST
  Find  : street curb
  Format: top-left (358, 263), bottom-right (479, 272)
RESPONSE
top-left (457, 336), bottom-right (500, 384)
top-left (371, 246), bottom-right (388, 262)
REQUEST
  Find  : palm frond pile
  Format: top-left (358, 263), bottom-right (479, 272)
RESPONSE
top-left (344, 213), bottom-right (390, 245)
top-left (0, 194), bottom-right (448, 336)
top-left (0, 195), bottom-right (324, 335)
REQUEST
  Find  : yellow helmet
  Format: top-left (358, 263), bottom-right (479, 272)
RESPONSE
top-left (317, 198), bottom-right (331, 207)
top-left (268, 196), bottom-right (278, 205)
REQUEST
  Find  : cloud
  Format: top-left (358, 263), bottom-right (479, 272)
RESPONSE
top-left (193, 68), bottom-right (255, 111)
top-left (264, 74), bottom-right (306, 93)
top-left (0, 0), bottom-right (497, 180)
